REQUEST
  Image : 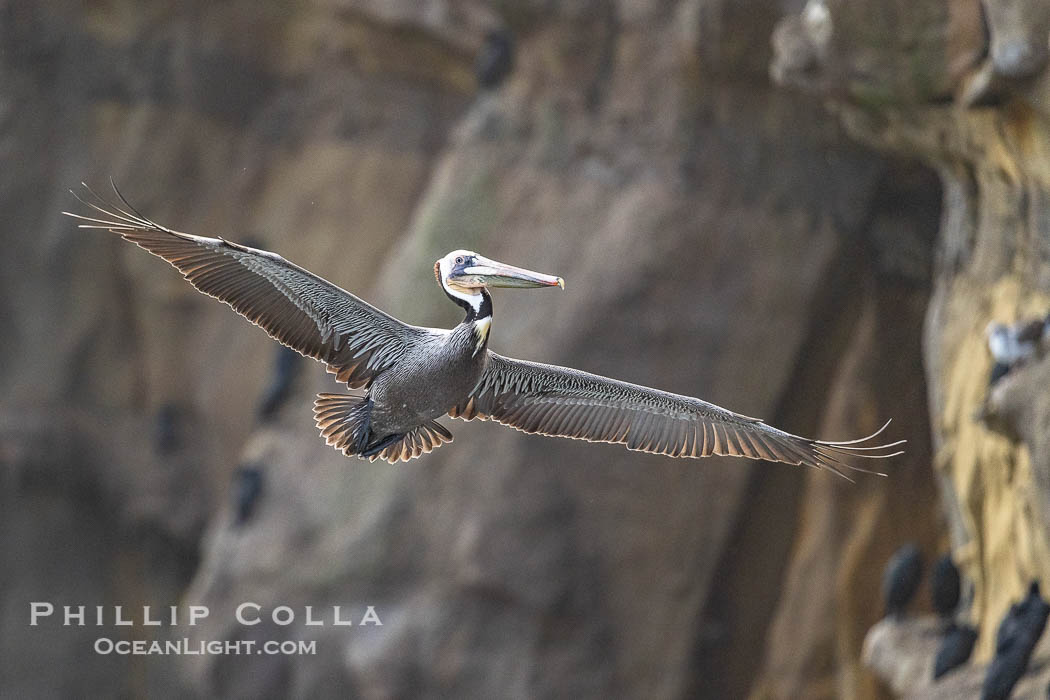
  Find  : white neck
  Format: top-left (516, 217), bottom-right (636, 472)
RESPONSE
top-left (444, 280), bottom-right (484, 314)
top-left (438, 257), bottom-right (486, 315)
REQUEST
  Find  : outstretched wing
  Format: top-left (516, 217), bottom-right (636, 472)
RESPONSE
top-left (450, 352), bottom-right (903, 480)
top-left (64, 183), bottom-right (424, 388)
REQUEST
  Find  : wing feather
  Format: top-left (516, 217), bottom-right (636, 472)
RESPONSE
top-left (64, 183), bottom-right (424, 388)
top-left (451, 352), bottom-right (904, 480)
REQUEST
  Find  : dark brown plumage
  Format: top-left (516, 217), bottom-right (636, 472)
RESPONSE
top-left (68, 187), bottom-right (420, 389)
top-left (65, 182), bottom-right (904, 476)
top-left (451, 354), bottom-right (900, 477)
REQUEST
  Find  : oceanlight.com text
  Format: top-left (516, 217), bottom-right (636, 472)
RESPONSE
top-left (94, 638), bottom-right (317, 656)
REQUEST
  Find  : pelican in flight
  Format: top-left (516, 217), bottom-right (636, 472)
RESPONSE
top-left (65, 183), bottom-right (903, 479)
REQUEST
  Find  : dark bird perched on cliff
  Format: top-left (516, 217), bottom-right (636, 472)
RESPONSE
top-left (64, 183), bottom-right (904, 476)
top-left (231, 464), bottom-right (264, 526)
top-left (931, 554), bottom-right (962, 619)
top-left (982, 581), bottom-right (1050, 700)
top-left (257, 346), bottom-right (302, 421)
top-left (934, 623), bottom-right (978, 679)
top-left (154, 402), bottom-right (181, 454)
top-left (929, 554), bottom-right (974, 680)
top-left (985, 315), bottom-right (1050, 385)
top-left (882, 544), bottom-right (923, 619)
top-left (475, 29), bottom-right (514, 90)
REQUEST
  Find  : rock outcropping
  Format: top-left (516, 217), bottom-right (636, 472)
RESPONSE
top-left (774, 0), bottom-right (1050, 696)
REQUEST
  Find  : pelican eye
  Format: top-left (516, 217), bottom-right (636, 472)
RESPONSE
top-left (455, 256), bottom-right (465, 265)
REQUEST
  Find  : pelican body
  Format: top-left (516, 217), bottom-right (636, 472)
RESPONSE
top-left (322, 251), bottom-right (563, 459)
top-left (65, 184), bottom-right (903, 478)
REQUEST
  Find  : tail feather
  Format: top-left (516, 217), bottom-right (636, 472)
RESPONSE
top-left (314, 393), bottom-right (373, 456)
top-left (313, 393), bottom-right (453, 463)
top-left (374, 421), bottom-right (453, 463)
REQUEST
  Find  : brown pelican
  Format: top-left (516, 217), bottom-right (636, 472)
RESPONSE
top-left (65, 183), bottom-right (903, 479)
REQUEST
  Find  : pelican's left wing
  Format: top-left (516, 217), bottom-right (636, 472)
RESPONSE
top-left (450, 351), bottom-right (903, 479)
top-left (64, 183), bottom-right (427, 388)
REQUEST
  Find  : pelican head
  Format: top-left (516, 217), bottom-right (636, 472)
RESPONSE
top-left (435, 250), bottom-right (563, 294)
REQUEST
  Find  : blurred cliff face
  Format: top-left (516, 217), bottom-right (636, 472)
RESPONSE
top-left (0, 0), bottom-right (964, 698)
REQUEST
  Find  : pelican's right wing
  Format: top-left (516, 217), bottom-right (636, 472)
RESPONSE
top-left (450, 351), bottom-right (903, 479)
top-left (64, 184), bottom-right (426, 388)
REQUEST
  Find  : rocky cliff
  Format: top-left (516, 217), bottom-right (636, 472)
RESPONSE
top-left (2, 0), bottom-right (1045, 698)
top-left (774, 0), bottom-right (1050, 696)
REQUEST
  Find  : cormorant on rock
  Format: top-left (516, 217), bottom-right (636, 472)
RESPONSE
top-left (931, 554), bottom-right (962, 619)
top-left (232, 464), bottom-right (264, 527)
top-left (154, 402), bottom-right (180, 454)
top-left (475, 29), bottom-right (514, 90)
top-left (985, 315), bottom-right (1050, 385)
top-left (934, 623), bottom-right (978, 679)
top-left (883, 543), bottom-right (923, 619)
top-left (257, 346), bottom-right (302, 421)
top-left (981, 581), bottom-right (1050, 700)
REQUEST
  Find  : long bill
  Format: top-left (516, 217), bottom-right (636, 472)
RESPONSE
top-left (461, 256), bottom-right (564, 289)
